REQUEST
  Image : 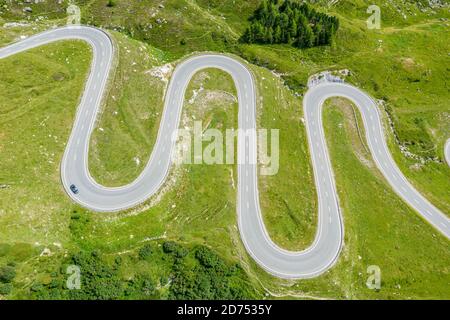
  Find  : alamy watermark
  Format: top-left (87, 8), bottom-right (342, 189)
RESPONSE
top-left (172, 121), bottom-right (279, 176)
top-left (367, 5), bottom-right (381, 29)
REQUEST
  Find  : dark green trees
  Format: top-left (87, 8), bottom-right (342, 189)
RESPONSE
top-left (241, 0), bottom-right (339, 48)
top-left (0, 265), bottom-right (16, 283)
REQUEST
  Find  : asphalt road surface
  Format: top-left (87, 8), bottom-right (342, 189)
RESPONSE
top-left (1, 26), bottom-right (448, 279)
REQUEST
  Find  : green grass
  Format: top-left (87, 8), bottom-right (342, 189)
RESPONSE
top-left (0, 0), bottom-right (70, 21)
top-left (85, 31), bottom-right (319, 251)
top-left (0, 0), bottom-right (449, 299)
top-left (0, 40), bottom-right (92, 245)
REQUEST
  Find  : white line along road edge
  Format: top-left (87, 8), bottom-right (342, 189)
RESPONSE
top-left (1, 26), bottom-right (448, 279)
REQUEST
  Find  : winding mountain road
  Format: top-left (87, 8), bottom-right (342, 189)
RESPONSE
top-left (0, 26), bottom-right (448, 279)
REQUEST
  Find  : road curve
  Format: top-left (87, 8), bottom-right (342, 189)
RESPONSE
top-left (0, 26), bottom-right (448, 279)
